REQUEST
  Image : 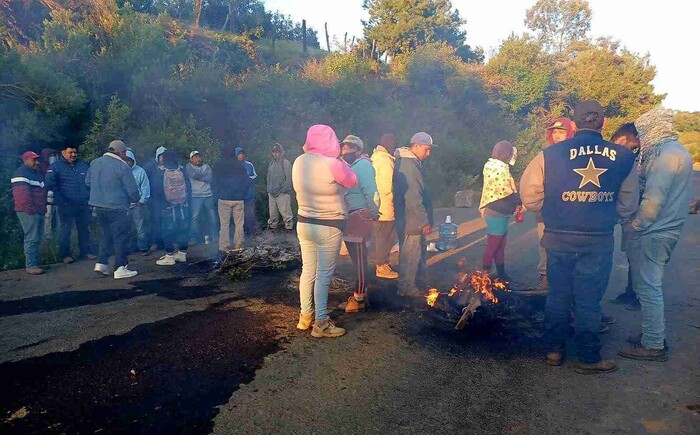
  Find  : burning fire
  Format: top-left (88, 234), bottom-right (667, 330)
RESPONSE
top-left (425, 288), bottom-right (440, 307)
top-left (425, 261), bottom-right (509, 307)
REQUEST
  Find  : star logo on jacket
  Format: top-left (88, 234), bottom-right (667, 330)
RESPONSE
top-left (573, 157), bottom-right (608, 188)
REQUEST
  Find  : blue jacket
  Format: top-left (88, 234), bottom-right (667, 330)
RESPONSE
top-left (45, 157), bottom-right (90, 206)
top-left (235, 147), bottom-right (257, 201)
top-left (86, 152), bottom-right (140, 210)
top-left (126, 150), bottom-right (150, 204)
top-left (345, 156), bottom-right (379, 218)
top-left (541, 130), bottom-right (638, 252)
top-left (393, 147), bottom-right (433, 236)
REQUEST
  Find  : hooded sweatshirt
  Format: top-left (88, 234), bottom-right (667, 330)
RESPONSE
top-left (479, 141), bottom-right (521, 214)
top-left (292, 125), bottom-right (357, 227)
top-left (185, 160), bottom-right (213, 198)
top-left (393, 146), bottom-right (433, 236)
top-left (267, 145), bottom-right (293, 197)
top-left (86, 152), bottom-right (140, 210)
top-left (629, 108), bottom-right (693, 236)
top-left (345, 155), bottom-right (379, 218)
top-left (235, 147), bottom-right (257, 201)
top-left (371, 145), bottom-right (395, 221)
top-left (126, 150), bottom-right (150, 204)
top-left (212, 149), bottom-right (253, 201)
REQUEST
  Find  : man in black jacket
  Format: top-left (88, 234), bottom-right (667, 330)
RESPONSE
top-left (212, 146), bottom-right (253, 253)
top-left (45, 145), bottom-right (94, 263)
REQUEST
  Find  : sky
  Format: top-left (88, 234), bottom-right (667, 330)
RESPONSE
top-left (264, 0), bottom-right (699, 112)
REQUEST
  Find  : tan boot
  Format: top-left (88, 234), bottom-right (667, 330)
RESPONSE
top-left (296, 312), bottom-right (313, 330)
top-left (376, 263), bottom-right (399, 279)
top-left (344, 296), bottom-right (367, 313)
top-left (311, 318), bottom-right (345, 338)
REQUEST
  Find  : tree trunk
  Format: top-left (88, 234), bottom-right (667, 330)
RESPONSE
top-left (324, 22), bottom-right (330, 51)
top-left (192, 0), bottom-right (203, 28)
top-left (302, 19), bottom-right (307, 53)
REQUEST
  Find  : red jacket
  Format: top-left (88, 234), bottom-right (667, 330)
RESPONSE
top-left (11, 165), bottom-right (47, 215)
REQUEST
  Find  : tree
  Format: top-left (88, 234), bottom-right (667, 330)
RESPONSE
top-left (525, 0), bottom-right (592, 53)
top-left (362, 0), bottom-right (468, 57)
top-left (484, 34), bottom-right (555, 115)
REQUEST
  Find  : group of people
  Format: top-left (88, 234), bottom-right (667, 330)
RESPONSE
top-left (11, 140), bottom-right (296, 277)
top-left (11, 100), bottom-right (693, 372)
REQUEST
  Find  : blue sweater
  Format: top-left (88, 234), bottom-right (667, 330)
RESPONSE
top-left (45, 157), bottom-right (90, 206)
top-left (345, 157), bottom-right (379, 218)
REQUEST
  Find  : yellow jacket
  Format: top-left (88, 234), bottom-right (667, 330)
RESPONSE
top-left (371, 145), bottom-right (395, 221)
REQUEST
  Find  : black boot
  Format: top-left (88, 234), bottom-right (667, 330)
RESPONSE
top-left (495, 263), bottom-right (511, 282)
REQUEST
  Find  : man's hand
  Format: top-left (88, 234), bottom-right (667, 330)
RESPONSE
top-left (421, 225), bottom-right (432, 236)
top-left (622, 221), bottom-right (640, 241)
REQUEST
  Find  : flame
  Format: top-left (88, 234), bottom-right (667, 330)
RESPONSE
top-left (470, 270), bottom-right (506, 303)
top-left (425, 288), bottom-right (440, 307)
top-left (447, 286), bottom-right (458, 297)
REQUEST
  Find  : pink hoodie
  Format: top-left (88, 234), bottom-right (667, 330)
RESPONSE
top-left (293, 125), bottom-right (358, 221)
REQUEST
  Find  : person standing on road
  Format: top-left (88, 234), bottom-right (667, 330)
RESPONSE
top-left (618, 109), bottom-right (693, 362)
top-left (293, 125), bottom-right (357, 338)
top-left (212, 146), bottom-right (253, 253)
top-left (394, 132), bottom-right (436, 298)
top-left (534, 118), bottom-right (576, 292)
top-left (144, 146), bottom-right (167, 253)
top-left (185, 150), bottom-right (217, 246)
top-left (11, 151), bottom-right (48, 275)
top-left (371, 133), bottom-right (399, 280)
top-left (266, 143), bottom-right (294, 230)
top-left (479, 141), bottom-right (522, 282)
top-left (152, 150), bottom-right (191, 266)
top-left (45, 144), bottom-right (94, 264)
top-left (86, 140), bottom-right (141, 279)
top-left (124, 150), bottom-right (151, 255)
top-left (236, 147), bottom-right (261, 236)
top-left (341, 135), bottom-right (379, 313)
top-left (520, 101), bottom-right (639, 374)
top-left (608, 123), bottom-right (641, 308)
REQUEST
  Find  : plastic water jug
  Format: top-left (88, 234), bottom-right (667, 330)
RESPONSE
top-left (437, 215), bottom-right (458, 251)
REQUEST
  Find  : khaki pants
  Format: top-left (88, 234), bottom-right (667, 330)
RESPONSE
top-left (537, 222), bottom-right (546, 275)
top-left (268, 193), bottom-right (294, 229)
top-left (218, 200), bottom-right (244, 251)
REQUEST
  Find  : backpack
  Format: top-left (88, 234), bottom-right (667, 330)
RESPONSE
top-left (163, 168), bottom-right (187, 205)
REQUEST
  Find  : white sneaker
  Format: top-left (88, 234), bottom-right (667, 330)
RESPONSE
top-left (174, 251), bottom-right (187, 263)
top-left (94, 263), bottom-right (110, 276)
top-left (204, 236), bottom-right (210, 245)
top-left (114, 265), bottom-right (137, 279)
top-left (156, 254), bottom-right (176, 266)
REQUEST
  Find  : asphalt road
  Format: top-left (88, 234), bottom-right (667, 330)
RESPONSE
top-left (1, 174), bottom-right (699, 434)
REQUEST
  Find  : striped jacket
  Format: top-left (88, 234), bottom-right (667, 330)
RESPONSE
top-left (11, 165), bottom-right (47, 215)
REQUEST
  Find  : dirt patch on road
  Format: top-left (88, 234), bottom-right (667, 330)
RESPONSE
top-left (0, 296), bottom-right (296, 434)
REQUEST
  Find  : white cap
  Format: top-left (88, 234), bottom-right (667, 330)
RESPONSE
top-left (446, 215), bottom-right (452, 224)
top-left (189, 150), bottom-right (200, 159)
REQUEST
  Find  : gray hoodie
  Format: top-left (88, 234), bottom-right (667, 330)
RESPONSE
top-left (393, 146), bottom-right (433, 236)
top-left (185, 161), bottom-right (213, 198)
top-left (86, 152), bottom-right (140, 210)
top-left (267, 145), bottom-right (293, 197)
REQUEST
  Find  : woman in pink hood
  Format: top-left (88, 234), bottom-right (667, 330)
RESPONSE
top-left (292, 125), bottom-right (357, 338)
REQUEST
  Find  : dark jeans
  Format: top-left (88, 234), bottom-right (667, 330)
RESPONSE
top-left (96, 208), bottom-right (131, 269)
top-left (162, 205), bottom-right (190, 254)
top-left (149, 202), bottom-right (163, 248)
top-left (57, 204), bottom-right (91, 258)
top-left (189, 196), bottom-right (218, 241)
top-left (244, 199), bottom-right (260, 236)
top-left (346, 240), bottom-right (369, 296)
top-left (373, 220), bottom-right (395, 265)
top-left (545, 250), bottom-right (613, 363)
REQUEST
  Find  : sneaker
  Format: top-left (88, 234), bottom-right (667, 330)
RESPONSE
top-left (204, 235), bottom-right (210, 245)
top-left (62, 256), bottom-right (74, 264)
top-left (390, 243), bottom-right (400, 254)
top-left (230, 247), bottom-right (244, 254)
top-left (296, 312), bottom-right (313, 331)
top-left (376, 263), bottom-right (399, 279)
top-left (25, 267), bottom-right (45, 275)
top-left (627, 333), bottom-right (669, 350)
top-left (546, 352), bottom-right (563, 366)
top-left (618, 344), bottom-right (668, 362)
top-left (173, 251), bottom-right (187, 263)
top-left (573, 359), bottom-right (618, 374)
top-left (311, 318), bottom-right (346, 338)
top-left (114, 265), bottom-right (138, 279)
top-left (156, 254), bottom-right (176, 266)
top-left (609, 290), bottom-right (636, 305)
top-left (344, 296), bottom-right (367, 313)
top-left (148, 244), bottom-right (158, 254)
top-left (94, 263), bottom-right (110, 276)
top-left (625, 298), bottom-right (641, 311)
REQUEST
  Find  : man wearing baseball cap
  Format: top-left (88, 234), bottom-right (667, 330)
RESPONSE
top-left (520, 100), bottom-right (639, 374)
top-left (11, 151), bottom-right (48, 274)
top-left (394, 132), bottom-right (436, 298)
top-left (86, 140), bottom-right (141, 279)
top-left (185, 150), bottom-right (217, 245)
